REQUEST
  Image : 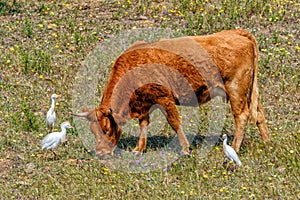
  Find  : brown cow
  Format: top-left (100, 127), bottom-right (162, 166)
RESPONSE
top-left (73, 29), bottom-right (270, 158)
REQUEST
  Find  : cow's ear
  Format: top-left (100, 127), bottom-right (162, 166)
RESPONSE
top-left (72, 107), bottom-right (96, 122)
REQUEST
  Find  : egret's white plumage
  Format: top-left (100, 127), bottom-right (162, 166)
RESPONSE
top-left (41, 121), bottom-right (73, 150)
top-left (222, 134), bottom-right (242, 166)
top-left (46, 94), bottom-right (59, 130)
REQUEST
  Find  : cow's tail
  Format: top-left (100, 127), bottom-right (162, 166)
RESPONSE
top-left (249, 39), bottom-right (259, 124)
top-left (235, 29), bottom-right (259, 124)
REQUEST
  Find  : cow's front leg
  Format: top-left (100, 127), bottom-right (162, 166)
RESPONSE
top-left (159, 100), bottom-right (190, 155)
top-left (132, 115), bottom-right (149, 153)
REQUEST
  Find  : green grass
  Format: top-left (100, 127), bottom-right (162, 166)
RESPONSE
top-left (0, 0), bottom-right (299, 199)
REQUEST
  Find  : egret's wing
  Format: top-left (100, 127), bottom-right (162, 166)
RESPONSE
top-left (47, 140), bottom-right (60, 150)
top-left (42, 140), bottom-right (57, 150)
top-left (46, 108), bottom-right (56, 127)
top-left (51, 112), bottom-right (56, 127)
top-left (235, 158), bottom-right (242, 166)
top-left (226, 146), bottom-right (242, 165)
top-left (46, 118), bottom-right (51, 126)
top-left (46, 110), bottom-right (52, 126)
top-left (41, 132), bottom-right (59, 149)
top-left (46, 108), bottom-right (52, 119)
top-left (41, 135), bottom-right (55, 149)
top-left (233, 154), bottom-right (242, 166)
top-left (41, 132), bottom-right (52, 144)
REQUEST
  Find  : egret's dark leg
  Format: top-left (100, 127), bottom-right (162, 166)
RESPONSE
top-left (49, 124), bottom-right (53, 133)
top-left (51, 150), bottom-right (57, 160)
top-left (226, 159), bottom-right (231, 170)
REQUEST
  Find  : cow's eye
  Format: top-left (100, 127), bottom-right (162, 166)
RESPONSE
top-left (102, 128), bottom-right (109, 134)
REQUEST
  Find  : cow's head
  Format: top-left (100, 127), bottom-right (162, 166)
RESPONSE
top-left (72, 107), bottom-right (122, 159)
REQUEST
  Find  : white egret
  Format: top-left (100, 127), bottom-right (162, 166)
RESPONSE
top-left (46, 94), bottom-right (60, 131)
top-left (222, 134), bottom-right (242, 167)
top-left (41, 121), bottom-right (73, 158)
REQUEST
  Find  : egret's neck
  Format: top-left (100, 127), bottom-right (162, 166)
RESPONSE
top-left (60, 126), bottom-right (67, 135)
top-left (223, 137), bottom-right (227, 146)
top-left (51, 98), bottom-right (56, 110)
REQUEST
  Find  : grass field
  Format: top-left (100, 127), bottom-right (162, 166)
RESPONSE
top-left (0, 0), bottom-right (299, 199)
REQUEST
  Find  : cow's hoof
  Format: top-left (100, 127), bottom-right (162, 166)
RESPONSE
top-left (180, 149), bottom-right (192, 156)
top-left (96, 151), bottom-right (113, 160)
top-left (131, 151), bottom-right (142, 156)
top-left (131, 150), bottom-right (143, 156)
top-left (96, 154), bottom-right (111, 160)
top-left (132, 146), bottom-right (145, 153)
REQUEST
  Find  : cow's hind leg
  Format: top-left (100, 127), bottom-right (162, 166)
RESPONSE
top-left (231, 110), bottom-right (249, 152)
top-left (257, 101), bottom-right (270, 142)
top-left (229, 98), bottom-right (270, 152)
top-left (132, 115), bottom-right (149, 153)
top-left (229, 93), bottom-right (250, 152)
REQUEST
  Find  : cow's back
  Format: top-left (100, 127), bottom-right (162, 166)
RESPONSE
top-left (192, 29), bottom-right (257, 81)
top-left (109, 36), bottom-right (226, 112)
top-left (103, 29), bottom-right (256, 116)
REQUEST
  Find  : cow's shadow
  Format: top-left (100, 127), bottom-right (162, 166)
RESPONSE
top-left (117, 133), bottom-right (227, 152)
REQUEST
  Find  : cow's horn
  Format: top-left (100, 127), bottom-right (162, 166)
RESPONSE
top-left (72, 112), bottom-right (89, 117)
